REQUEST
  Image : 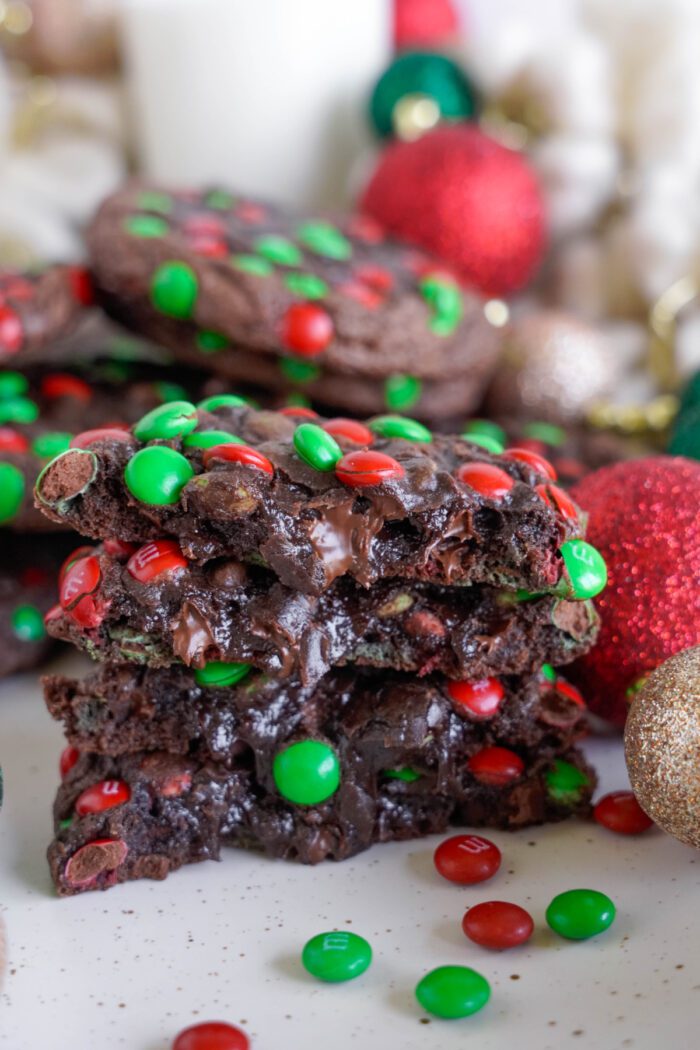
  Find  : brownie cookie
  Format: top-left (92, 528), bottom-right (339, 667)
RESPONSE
top-left (47, 665), bottom-right (593, 894)
top-left (35, 401), bottom-right (607, 599)
top-left (47, 539), bottom-right (598, 683)
top-left (0, 533), bottom-right (74, 676)
top-left (87, 183), bottom-right (501, 418)
top-left (0, 266), bottom-right (91, 364)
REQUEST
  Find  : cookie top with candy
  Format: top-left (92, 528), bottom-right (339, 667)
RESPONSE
top-left (86, 183), bottom-right (500, 381)
top-left (34, 398), bottom-right (607, 599)
top-left (0, 265), bottom-right (91, 363)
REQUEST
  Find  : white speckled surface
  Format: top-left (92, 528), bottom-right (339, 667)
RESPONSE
top-left (1, 653), bottom-right (699, 1050)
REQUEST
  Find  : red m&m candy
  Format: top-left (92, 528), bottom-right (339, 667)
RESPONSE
top-left (0, 306), bottom-right (22, 353)
top-left (457, 462), bottom-right (514, 500)
top-left (278, 405), bottom-right (319, 420)
top-left (60, 555), bottom-right (101, 609)
top-left (103, 538), bottom-right (138, 559)
top-left (172, 1021), bottom-right (250, 1050)
top-left (468, 747), bottom-right (524, 786)
top-left (75, 779), bottom-right (131, 816)
top-left (0, 427), bottom-right (29, 452)
top-left (59, 545), bottom-right (95, 583)
top-left (64, 838), bottom-right (128, 888)
top-left (434, 834), bottom-right (501, 884)
top-left (127, 540), bottom-right (188, 583)
top-left (462, 901), bottom-right (534, 950)
top-left (202, 443), bottom-right (274, 475)
top-left (335, 449), bottom-right (404, 487)
top-left (67, 265), bottom-right (94, 306)
top-left (593, 791), bottom-right (653, 835)
top-left (41, 373), bottom-right (92, 402)
top-left (281, 303), bottom-right (334, 356)
top-left (447, 678), bottom-right (505, 720)
top-left (535, 482), bottom-right (578, 522)
top-left (70, 427), bottom-right (133, 449)
top-left (59, 746), bottom-right (80, 779)
top-left (502, 447), bottom-right (557, 480)
top-left (322, 418), bottom-right (373, 446)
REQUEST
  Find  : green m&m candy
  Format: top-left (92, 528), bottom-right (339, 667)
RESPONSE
top-left (559, 539), bottom-right (607, 599)
top-left (0, 463), bottom-right (25, 523)
top-left (183, 430), bottom-right (244, 449)
top-left (124, 214), bottom-right (169, 238)
top-left (0, 372), bottom-right (28, 398)
top-left (283, 273), bottom-right (329, 300)
top-left (297, 221), bottom-right (352, 261)
top-left (150, 261), bottom-right (198, 318)
top-left (137, 190), bottom-right (173, 213)
top-left (545, 759), bottom-right (590, 805)
top-left (546, 889), bottom-right (616, 941)
top-left (419, 274), bottom-right (463, 336)
top-left (302, 931), bottom-right (372, 983)
top-left (461, 431), bottom-right (504, 454)
top-left (124, 446), bottom-right (193, 506)
top-left (384, 374), bottom-right (422, 412)
top-left (0, 397), bottom-right (39, 424)
top-left (194, 660), bottom-right (252, 687)
top-left (280, 357), bottom-right (321, 384)
top-left (254, 234), bottom-right (301, 267)
top-left (522, 420), bottom-right (566, 447)
top-left (415, 966), bottom-right (491, 1020)
top-left (369, 415), bottom-right (432, 443)
top-left (134, 401), bottom-right (198, 442)
top-left (196, 330), bottom-right (229, 353)
top-left (462, 419), bottom-right (506, 445)
top-left (197, 394), bottom-right (249, 412)
top-left (273, 739), bottom-right (340, 805)
top-left (11, 604), bottom-right (45, 642)
top-left (383, 767), bottom-right (421, 782)
top-left (231, 254), bottom-right (273, 277)
top-left (31, 432), bottom-right (72, 458)
top-left (293, 423), bottom-right (342, 471)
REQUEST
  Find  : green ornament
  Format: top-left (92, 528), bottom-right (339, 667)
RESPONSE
top-left (155, 381), bottom-right (188, 403)
top-left (11, 604), bottom-right (45, 642)
top-left (297, 221), bottom-right (352, 261)
top-left (0, 462), bottom-right (24, 523)
top-left (231, 254), bottom-right (273, 277)
top-left (0, 371), bottom-right (28, 398)
top-left (183, 430), bottom-right (244, 449)
top-left (383, 767), bottom-right (421, 782)
top-left (134, 400), bottom-right (198, 442)
top-left (254, 234), bottom-right (301, 267)
top-left (369, 415), bottom-right (432, 443)
top-left (284, 273), bottom-right (329, 300)
top-left (541, 662), bottom-right (557, 682)
top-left (31, 432), bottom-right (72, 459)
top-left (546, 889), bottom-right (616, 941)
top-left (194, 660), bottom-right (252, 687)
top-left (302, 931), bottom-right (372, 983)
top-left (273, 739), bottom-right (340, 806)
top-left (545, 759), bottom-right (590, 805)
top-left (462, 432), bottom-right (504, 454)
top-left (280, 357), bottom-right (321, 384)
top-left (559, 539), bottom-right (607, 600)
top-left (150, 261), bottom-right (198, 319)
top-left (384, 374), bottom-right (422, 411)
top-left (196, 330), bottom-right (229, 353)
top-left (205, 189), bottom-right (235, 210)
top-left (369, 51), bottom-right (477, 139)
top-left (124, 446), bottom-right (194, 506)
top-left (415, 966), bottom-right (490, 1020)
top-left (124, 215), bottom-right (169, 238)
top-left (419, 274), bottom-right (463, 336)
top-left (462, 419), bottom-right (506, 445)
top-left (137, 190), bottom-right (173, 214)
top-left (522, 420), bottom-right (566, 447)
top-left (293, 423), bottom-right (342, 472)
top-left (198, 394), bottom-right (249, 412)
top-left (0, 397), bottom-right (39, 424)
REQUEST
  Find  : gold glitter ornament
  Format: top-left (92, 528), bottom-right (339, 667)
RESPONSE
top-left (485, 310), bottom-right (618, 423)
top-left (625, 646), bottom-right (700, 849)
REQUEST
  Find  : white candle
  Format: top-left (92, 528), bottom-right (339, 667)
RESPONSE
top-left (121, 0), bottom-right (391, 206)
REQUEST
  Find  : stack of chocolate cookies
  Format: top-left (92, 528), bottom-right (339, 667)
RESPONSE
top-left (35, 398), bottom-right (607, 895)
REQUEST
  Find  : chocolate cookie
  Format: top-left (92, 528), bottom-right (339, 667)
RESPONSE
top-left (46, 540), bottom-right (598, 684)
top-left (0, 266), bottom-right (91, 363)
top-left (47, 663), bottom-right (593, 894)
top-left (35, 401), bottom-right (607, 599)
top-left (86, 183), bottom-right (501, 419)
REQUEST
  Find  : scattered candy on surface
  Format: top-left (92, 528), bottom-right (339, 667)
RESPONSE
top-left (415, 965), bottom-right (491, 1020)
top-left (433, 834), bottom-right (501, 884)
top-left (172, 1021), bottom-right (249, 1050)
top-left (462, 901), bottom-right (534, 950)
top-left (546, 889), bottom-right (616, 940)
top-left (593, 791), bottom-right (653, 836)
top-left (301, 931), bottom-right (372, 983)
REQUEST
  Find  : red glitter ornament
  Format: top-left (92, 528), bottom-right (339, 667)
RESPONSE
top-left (569, 457), bottom-right (700, 727)
top-left (462, 900), bottom-right (534, 950)
top-left (594, 791), bottom-right (653, 835)
top-left (433, 833), bottom-right (501, 884)
top-left (360, 125), bottom-right (546, 296)
top-left (394, 0), bottom-right (459, 49)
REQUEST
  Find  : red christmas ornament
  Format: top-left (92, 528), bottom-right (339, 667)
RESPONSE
top-left (462, 900), bottom-right (534, 950)
top-left (594, 791), bottom-right (653, 835)
top-left (173, 1022), bottom-right (249, 1050)
top-left (467, 746), bottom-right (524, 786)
top-left (569, 457), bottom-right (700, 727)
top-left (360, 125), bottom-right (546, 296)
top-left (457, 462), bottom-right (514, 500)
top-left (394, 0), bottom-right (459, 50)
top-left (433, 833), bottom-right (501, 884)
top-left (203, 443), bottom-right (274, 475)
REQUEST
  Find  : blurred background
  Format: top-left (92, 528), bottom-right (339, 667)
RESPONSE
top-left (0, 0), bottom-right (699, 434)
